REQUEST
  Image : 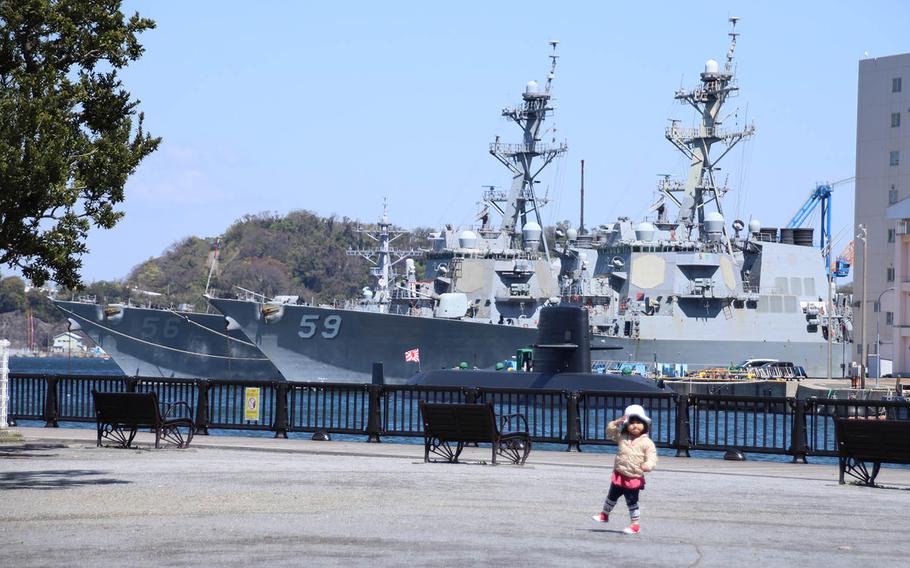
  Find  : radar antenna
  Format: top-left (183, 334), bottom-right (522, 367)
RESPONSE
top-left (489, 41), bottom-right (568, 260)
top-left (659, 18), bottom-right (754, 242)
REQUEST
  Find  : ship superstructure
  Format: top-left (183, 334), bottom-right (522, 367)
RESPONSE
top-left (558, 19), bottom-right (851, 377)
top-left (209, 43), bottom-right (570, 381)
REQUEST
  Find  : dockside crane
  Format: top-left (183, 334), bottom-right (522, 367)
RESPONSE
top-left (786, 177), bottom-right (855, 276)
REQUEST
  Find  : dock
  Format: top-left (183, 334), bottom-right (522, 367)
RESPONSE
top-left (3, 428), bottom-right (910, 566)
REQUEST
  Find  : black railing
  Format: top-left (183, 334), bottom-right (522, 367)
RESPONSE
top-left (7, 373), bottom-right (910, 461)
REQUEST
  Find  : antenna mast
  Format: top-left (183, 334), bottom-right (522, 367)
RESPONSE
top-left (659, 17), bottom-right (754, 240)
top-left (489, 40), bottom-right (567, 260)
top-left (346, 199), bottom-right (422, 313)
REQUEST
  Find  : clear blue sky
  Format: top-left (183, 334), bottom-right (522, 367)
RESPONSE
top-left (66, 2), bottom-right (910, 282)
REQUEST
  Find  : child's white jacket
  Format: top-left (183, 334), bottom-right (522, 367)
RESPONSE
top-left (607, 421), bottom-right (658, 479)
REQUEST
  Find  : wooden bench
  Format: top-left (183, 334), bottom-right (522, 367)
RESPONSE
top-left (835, 418), bottom-right (910, 485)
top-left (419, 401), bottom-right (531, 465)
top-left (93, 391), bottom-right (195, 449)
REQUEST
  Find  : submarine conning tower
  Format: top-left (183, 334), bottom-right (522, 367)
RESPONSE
top-left (533, 305), bottom-right (591, 373)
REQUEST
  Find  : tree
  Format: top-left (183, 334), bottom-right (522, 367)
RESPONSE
top-left (0, 1), bottom-right (160, 288)
top-left (0, 274), bottom-right (25, 312)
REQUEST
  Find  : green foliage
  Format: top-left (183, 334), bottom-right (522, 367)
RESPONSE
top-left (0, 274), bottom-right (25, 312)
top-left (124, 209), bottom-right (431, 307)
top-left (0, 0), bottom-right (160, 288)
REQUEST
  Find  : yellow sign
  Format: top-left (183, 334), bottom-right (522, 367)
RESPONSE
top-left (244, 387), bottom-right (261, 421)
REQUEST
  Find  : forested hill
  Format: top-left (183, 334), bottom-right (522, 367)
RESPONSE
top-left (121, 210), bottom-right (433, 308)
top-left (0, 210), bottom-right (430, 347)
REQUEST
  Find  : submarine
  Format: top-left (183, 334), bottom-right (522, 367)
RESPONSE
top-left (407, 305), bottom-right (669, 392)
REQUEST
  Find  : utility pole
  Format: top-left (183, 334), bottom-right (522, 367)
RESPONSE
top-left (876, 287), bottom-right (895, 385)
top-left (827, 271), bottom-right (833, 381)
top-left (858, 224), bottom-right (868, 389)
top-left (579, 159), bottom-right (585, 235)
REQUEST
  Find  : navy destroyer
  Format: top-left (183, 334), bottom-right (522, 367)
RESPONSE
top-left (54, 288), bottom-right (281, 380)
top-left (558, 18), bottom-right (851, 379)
top-left (209, 43), bottom-right (570, 382)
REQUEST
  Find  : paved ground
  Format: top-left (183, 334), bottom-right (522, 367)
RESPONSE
top-left (2, 428), bottom-right (910, 567)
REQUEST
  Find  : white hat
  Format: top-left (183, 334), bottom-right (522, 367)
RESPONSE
top-left (624, 404), bottom-right (651, 425)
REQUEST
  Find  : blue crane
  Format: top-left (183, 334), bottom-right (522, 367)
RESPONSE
top-left (786, 177), bottom-right (854, 277)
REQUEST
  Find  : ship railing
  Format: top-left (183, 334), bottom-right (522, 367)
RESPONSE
top-left (7, 373), bottom-right (910, 462)
top-left (489, 141), bottom-right (567, 156)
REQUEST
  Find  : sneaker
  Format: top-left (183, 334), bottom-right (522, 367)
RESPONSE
top-left (622, 524), bottom-right (641, 535)
top-left (591, 512), bottom-right (609, 523)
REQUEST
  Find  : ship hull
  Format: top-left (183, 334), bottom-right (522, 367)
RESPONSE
top-left (210, 298), bottom-right (846, 383)
top-left (208, 298), bottom-right (537, 382)
top-left (590, 335), bottom-right (848, 379)
top-left (54, 300), bottom-right (282, 380)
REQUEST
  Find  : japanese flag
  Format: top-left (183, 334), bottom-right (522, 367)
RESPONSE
top-left (404, 348), bottom-right (420, 363)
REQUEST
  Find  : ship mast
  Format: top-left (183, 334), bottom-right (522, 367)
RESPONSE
top-left (488, 40), bottom-right (567, 260)
top-left (347, 199), bottom-right (422, 313)
top-left (660, 17), bottom-right (754, 241)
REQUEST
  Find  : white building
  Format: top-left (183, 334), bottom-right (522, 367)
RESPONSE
top-left (855, 53), bottom-right (910, 375)
top-left (51, 332), bottom-right (84, 353)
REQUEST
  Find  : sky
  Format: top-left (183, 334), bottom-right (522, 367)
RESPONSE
top-left (28, 1), bottom-right (910, 283)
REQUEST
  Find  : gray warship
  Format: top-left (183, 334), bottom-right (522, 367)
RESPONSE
top-left (559, 18), bottom-right (851, 379)
top-left (53, 298), bottom-right (281, 380)
top-left (209, 43), bottom-right (570, 382)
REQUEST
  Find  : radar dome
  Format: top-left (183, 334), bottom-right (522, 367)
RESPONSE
top-left (704, 59), bottom-right (719, 74)
top-left (525, 80), bottom-right (539, 94)
top-left (634, 221), bottom-right (656, 242)
top-left (704, 211), bottom-right (724, 234)
top-left (522, 222), bottom-right (542, 251)
top-left (522, 221), bottom-right (542, 240)
top-left (566, 228), bottom-right (578, 241)
top-left (748, 219), bottom-right (762, 234)
top-left (458, 230), bottom-right (479, 249)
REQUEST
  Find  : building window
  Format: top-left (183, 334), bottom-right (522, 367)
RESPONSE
top-left (891, 150), bottom-right (901, 166)
top-left (893, 112), bottom-right (902, 128)
top-left (887, 311), bottom-right (894, 326)
top-left (890, 188), bottom-right (899, 204)
top-left (888, 228), bottom-right (896, 243)
top-left (894, 77), bottom-right (903, 93)
top-left (887, 267), bottom-right (895, 282)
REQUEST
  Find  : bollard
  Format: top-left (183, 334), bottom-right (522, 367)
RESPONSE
top-left (273, 382), bottom-right (289, 439)
top-left (366, 384), bottom-right (382, 443)
top-left (675, 394), bottom-right (691, 457)
top-left (566, 392), bottom-right (581, 452)
top-left (790, 398), bottom-right (808, 463)
top-left (195, 380), bottom-right (210, 435)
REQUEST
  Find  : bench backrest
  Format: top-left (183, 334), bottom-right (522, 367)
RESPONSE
top-left (835, 418), bottom-right (910, 462)
top-left (420, 402), bottom-right (498, 443)
top-left (93, 391), bottom-right (162, 426)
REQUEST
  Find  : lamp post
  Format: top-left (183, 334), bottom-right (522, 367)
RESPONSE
top-left (858, 224), bottom-right (868, 389)
top-left (875, 287), bottom-right (895, 386)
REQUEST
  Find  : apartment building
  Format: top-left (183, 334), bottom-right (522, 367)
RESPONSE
top-left (855, 53), bottom-right (910, 374)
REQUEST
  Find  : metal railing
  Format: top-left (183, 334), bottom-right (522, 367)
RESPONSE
top-left (7, 373), bottom-right (910, 461)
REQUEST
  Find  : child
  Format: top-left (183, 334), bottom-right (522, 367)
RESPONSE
top-left (591, 404), bottom-right (657, 535)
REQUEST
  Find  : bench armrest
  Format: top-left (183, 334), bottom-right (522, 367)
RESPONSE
top-left (163, 401), bottom-right (193, 420)
top-left (499, 413), bottom-right (528, 434)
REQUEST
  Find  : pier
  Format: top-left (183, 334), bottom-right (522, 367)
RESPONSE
top-left (3, 427), bottom-right (910, 566)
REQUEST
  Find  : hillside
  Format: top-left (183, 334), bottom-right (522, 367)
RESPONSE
top-left (55, 209), bottom-right (431, 308)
